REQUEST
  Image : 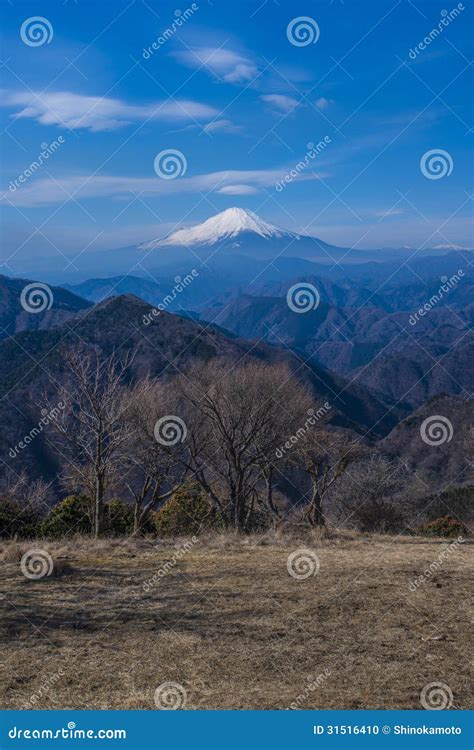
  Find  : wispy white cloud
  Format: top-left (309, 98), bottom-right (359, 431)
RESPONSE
top-left (203, 119), bottom-right (243, 134)
top-left (260, 94), bottom-right (299, 113)
top-left (315, 97), bottom-right (334, 110)
top-left (2, 167), bottom-right (328, 207)
top-left (216, 184), bottom-right (259, 195)
top-left (171, 47), bottom-right (258, 83)
top-left (1, 90), bottom-right (218, 132)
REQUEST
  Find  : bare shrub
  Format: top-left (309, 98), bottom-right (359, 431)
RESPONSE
top-left (333, 454), bottom-right (410, 532)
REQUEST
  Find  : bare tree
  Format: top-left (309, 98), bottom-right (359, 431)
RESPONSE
top-left (122, 379), bottom-right (186, 535)
top-left (173, 360), bottom-right (312, 531)
top-left (332, 453), bottom-right (411, 532)
top-left (294, 428), bottom-right (363, 527)
top-left (44, 348), bottom-right (135, 536)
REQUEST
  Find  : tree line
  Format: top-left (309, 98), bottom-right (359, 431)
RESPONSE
top-left (3, 347), bottom-right (456, 539)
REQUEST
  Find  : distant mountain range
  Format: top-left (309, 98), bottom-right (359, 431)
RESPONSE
top-left (0, 273), bottom-right (91, 340)
top-left (0, 291), bottom-right (408, 492)
top-left (6, 208), bottom-right (472, 284)
top-left (1, 206), bottom-right (471, 494)
top-left (58, 241), bottom-right (472, 412)
top-left (0, 264), bottom-right (471, 496)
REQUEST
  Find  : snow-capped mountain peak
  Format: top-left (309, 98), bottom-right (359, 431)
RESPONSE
top-left (140, 208), bottom-right (300, 249)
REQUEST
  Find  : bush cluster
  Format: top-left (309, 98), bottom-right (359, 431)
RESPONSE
top-left (417, 516), bottom-right (467, 538)
top-left (0, 498), bottom-right (40, 539)
top-left (153, 486), bottom-right (219, 536)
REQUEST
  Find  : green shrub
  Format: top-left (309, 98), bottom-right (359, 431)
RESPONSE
top-left (104, 499), bottom-right (133, 536)
top-left (40, 495), bottom-right (92, 538)
top-left (0, 498), bottom-right (40, 539)
top-left (417, 516), bottom-right (467, 538)
top-left (154, 486), bottom-right (219, 536)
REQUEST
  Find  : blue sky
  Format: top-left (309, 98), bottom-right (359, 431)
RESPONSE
top-left (0, 0), bottom-right (473, 270)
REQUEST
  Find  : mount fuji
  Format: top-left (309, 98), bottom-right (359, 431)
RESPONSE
top-left (141, 208), bottom-right (298, 249)
top-left (138, 207), bottom-right (354, 263)
top-left (10, 208), bottom-right (469, 285)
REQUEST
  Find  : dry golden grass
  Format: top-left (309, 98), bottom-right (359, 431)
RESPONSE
top-left (0, 531), bottom-right (471, 710)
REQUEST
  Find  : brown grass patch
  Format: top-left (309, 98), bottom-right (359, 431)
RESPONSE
top-left (0, 532), bottom-right (471, 710)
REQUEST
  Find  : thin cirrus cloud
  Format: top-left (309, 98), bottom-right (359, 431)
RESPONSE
top-left (1, 91), bottom-right (218, 132)
top-left (2, 168), bottom-right (329, 208)
top-left (216, 185), bottom-right (259, 195)
top-left (203, 119), bottom-right (243, 134)
top-left (260, 94), bottom-right (299, 113)
top-left (171, 47), bottom-right (258, 83)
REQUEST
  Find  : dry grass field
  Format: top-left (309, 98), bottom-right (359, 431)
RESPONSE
top-left (0, 531), bottom-right (471, 711)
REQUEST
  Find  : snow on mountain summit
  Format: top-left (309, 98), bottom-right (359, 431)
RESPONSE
top-left (140, 208), bottom-right (301, 249)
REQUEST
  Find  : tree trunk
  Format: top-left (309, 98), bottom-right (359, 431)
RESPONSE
top-left (94, 475), bottom-right (104, 537)
top-left (309, 483), bottom-right (325, 527)
top-left (132, 505), bottom-right (142, 537)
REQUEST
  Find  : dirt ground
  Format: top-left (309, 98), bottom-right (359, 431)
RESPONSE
top-left (0, 531), bottom-right (471, 710)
